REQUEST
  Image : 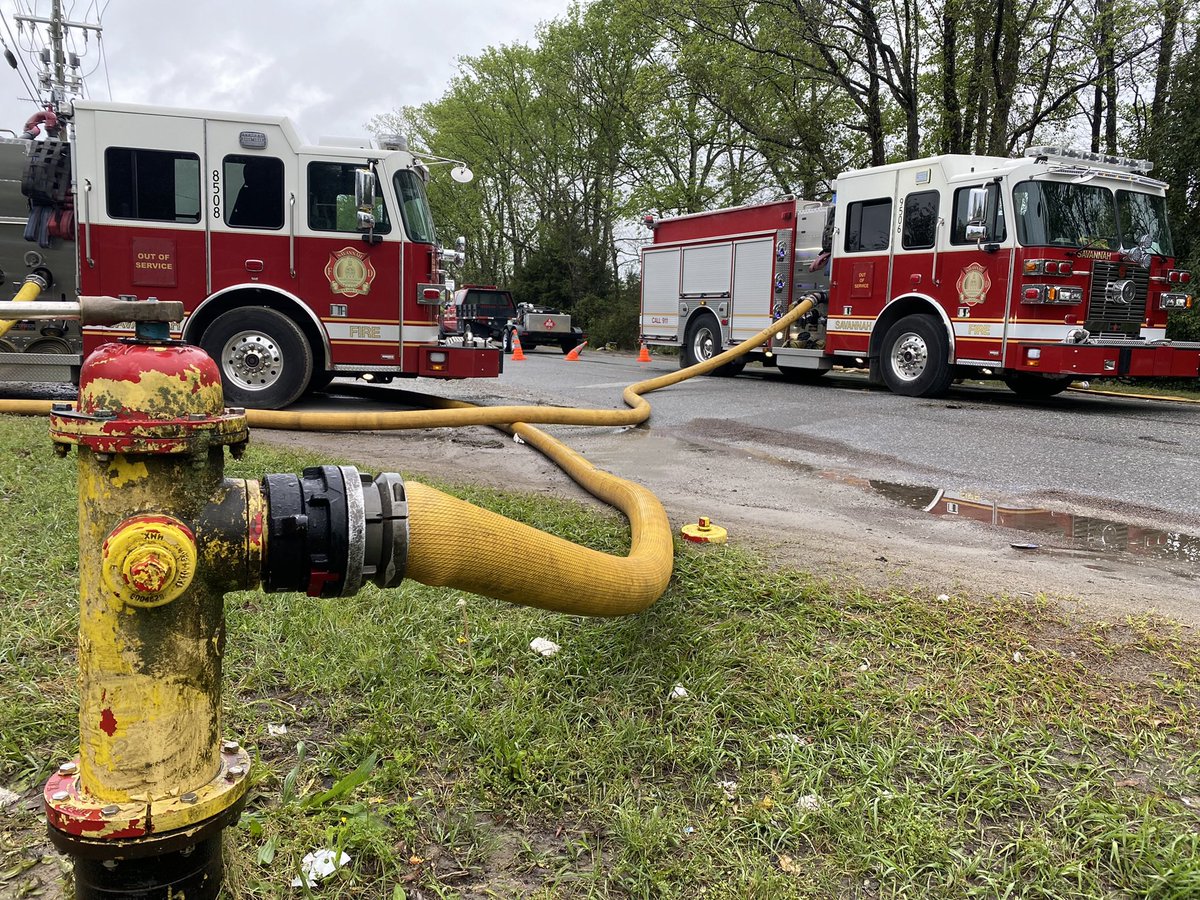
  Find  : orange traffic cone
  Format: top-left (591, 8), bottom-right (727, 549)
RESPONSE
top-left (510, 332), bottom-right (526, 361)
top-left (637, 342), bottom-right (651, 363)
top-left (564, 340), bottom-right (588, 361)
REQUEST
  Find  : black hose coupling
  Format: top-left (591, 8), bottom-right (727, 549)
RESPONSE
top-left (261, 465), bottom-right (408, 597)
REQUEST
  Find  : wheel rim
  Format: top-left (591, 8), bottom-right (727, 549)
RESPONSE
top-left (693, 324), bottom-right (716, 361)
top-left (220, 329), bottom-right (284, 391)
top-left (889, 331), bottom-right (928, 382)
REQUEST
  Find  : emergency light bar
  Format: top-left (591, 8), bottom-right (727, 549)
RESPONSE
top-left (1024, 146), bottom-right (1153, 174)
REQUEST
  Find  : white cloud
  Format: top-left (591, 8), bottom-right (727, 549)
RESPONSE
top-left (0, 0), bottom-right (570, 140)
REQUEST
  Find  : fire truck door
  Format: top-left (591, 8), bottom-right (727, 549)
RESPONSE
top-left (76, 110), bottom-right (208, 320)
top-left (206, 121), bottom-right (296, 299)
top-left (297, 157), bottom-right (403, 369)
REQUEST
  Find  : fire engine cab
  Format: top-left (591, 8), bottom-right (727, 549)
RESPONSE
top-left (640, 147), bottom-right (1196, 397)
top-left (0, 100), bottom-right (499, 408)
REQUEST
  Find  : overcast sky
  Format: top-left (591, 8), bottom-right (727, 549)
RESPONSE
top-left (0, 0), bottom-right (572, 142)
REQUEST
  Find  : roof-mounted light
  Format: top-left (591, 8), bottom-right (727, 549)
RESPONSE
top-left (1024, 145), bottom-right (1153, 174)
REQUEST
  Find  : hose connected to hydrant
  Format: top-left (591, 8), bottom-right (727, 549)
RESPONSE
top-left (0, 293), bottom-right (818, 897)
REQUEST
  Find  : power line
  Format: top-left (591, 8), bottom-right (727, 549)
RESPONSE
top-left (0, 8), bottom-right (40, 105)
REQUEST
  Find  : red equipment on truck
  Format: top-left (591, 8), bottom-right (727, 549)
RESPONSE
top-left (640, 148), bottom-right (1196, 397)
top-left (0, 100), bottom-right (498, 408)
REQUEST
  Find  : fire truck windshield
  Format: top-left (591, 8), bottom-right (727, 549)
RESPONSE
top-left (393, 170), bottom-right (437, 243)
top-left (1012, 180), bottom-right (1174, 256)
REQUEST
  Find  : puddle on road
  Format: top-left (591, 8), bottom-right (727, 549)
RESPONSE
top-left (866, 481), bottom-right (1200, 567)
top-left (726, 442), bottom-right (1200, 568)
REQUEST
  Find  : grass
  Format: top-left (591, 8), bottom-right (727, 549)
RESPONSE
top-left (1, 413), bottom-right (1199, 898)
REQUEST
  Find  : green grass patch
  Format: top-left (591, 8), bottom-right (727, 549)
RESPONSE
top-left (1, 414), bottom-right (1198, 898)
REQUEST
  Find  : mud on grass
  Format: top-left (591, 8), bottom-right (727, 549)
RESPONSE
top-left (1, 415), bottom-right (1199, 898)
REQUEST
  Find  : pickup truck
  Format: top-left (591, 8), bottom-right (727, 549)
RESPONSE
top-left (442, 285), bottom-right (586, 354)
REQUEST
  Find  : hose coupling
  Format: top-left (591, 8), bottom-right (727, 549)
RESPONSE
top-left (262, 465), bottom-right (408, 597)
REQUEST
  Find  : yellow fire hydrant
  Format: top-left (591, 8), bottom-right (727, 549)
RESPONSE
top-left (43, 304), bottom-right (409, 897)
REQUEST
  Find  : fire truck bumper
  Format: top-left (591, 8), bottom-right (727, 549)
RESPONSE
top-left (418, 345), bottom-right (502, 378)
top-left (1013, 342), bottom-right (1200, 378)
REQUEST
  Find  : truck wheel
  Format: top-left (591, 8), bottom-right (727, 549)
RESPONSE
top-left (682, 315), bottom-right (721, 370)
top-left (880, 314), bottom-right (953, 397)
top-left (503, 329), bottom-right (514, 354)
top-left (560, 338), bottom-right (578, 355)
top-left (200, 308), bottom-right (313, 409)
top-left (1003, 372), bottom-right (1074, 398)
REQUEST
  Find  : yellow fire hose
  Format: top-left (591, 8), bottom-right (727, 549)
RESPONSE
top-left (0, 276), bottom-right (45, 340)
top-left (0, 297), bottom-right (817, 615)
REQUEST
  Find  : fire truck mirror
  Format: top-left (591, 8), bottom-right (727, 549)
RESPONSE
top-left (354, 168), bottom-right (376, 223)
top-left (965, 187), bottom-right (989, 240)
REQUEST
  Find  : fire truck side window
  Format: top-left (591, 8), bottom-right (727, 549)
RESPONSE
top-left (845, 198), bottom-right (892, 252)
top-left (224, 155), bottom-right (284, 229)
top-left (306, 162), bottom-right (391, 234)
top-left (901, 191), bottom-right (939, 250)
top-left (951, 184), bottom-right (1006, 244)
top-left (104, 148), bottom-right (201, 223)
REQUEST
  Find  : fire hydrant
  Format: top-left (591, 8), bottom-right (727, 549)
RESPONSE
top-left (43, 302), bottom-right (409, 897)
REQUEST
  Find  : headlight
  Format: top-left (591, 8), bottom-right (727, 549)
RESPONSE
top-left (1160, 292), bottom-right (1192, 310)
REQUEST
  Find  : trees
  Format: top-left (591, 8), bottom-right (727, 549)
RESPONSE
top-left (372, 0), bottom-right (1196, 348)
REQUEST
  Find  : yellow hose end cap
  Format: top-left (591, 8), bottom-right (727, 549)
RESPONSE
top-left (102, 515), bottom-right (197, 607)
top-left (681, 516), bottom-right (727, 544)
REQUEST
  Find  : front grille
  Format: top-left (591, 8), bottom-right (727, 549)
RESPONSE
top-left (1086, 261), bottom-right (1148, 334)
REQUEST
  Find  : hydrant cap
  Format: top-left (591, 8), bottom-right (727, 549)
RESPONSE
top-left (52, 342), bottom-right (248, 454)
top-left (78, 342), bottom-right (225, 419)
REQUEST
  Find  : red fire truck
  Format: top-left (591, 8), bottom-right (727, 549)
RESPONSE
top-left (0, 100), bottom-right (499, 408)
top-left (640, 147), bottom-right (1196, 397)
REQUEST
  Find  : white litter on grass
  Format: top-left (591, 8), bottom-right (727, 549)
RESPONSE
top-left (267, 723), bottom-right (288, 736)
top-left (669, 683), bottom-right (689, 700)
top-left (857, 660), bottom-right (870, 672)
top-left (1013, 651), bottom-right (1025, 663)
top-left (0, 787), bottom-right (19, 807)
top-left (530, 638), bottom-right (561, 657)
top-left (290, 849), bottom-right (350, 887)
top-left (937, 594), bottom-right (950, 602)
top-left (716, 780), bottom-right (738, 799)
top-left (796, 794), bottom-right (822, 812)
top-left (771, 733), bottom-right (811, 746)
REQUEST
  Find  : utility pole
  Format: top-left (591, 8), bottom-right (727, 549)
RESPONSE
top-left (14, 0), bottom-right (102, 112)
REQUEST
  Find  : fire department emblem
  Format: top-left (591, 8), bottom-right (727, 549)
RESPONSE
top-left (325, 247), bottom-right (376, 298)
top-left (956, 262), bottom-right (991, 307)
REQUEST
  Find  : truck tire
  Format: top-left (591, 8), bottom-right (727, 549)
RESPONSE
top-left (503, 328), bottom-right (514, 354)
top-left (559, 338), bottom-right (577, 355)
top-left (1003, 372), bottom-right (1074, 398)
top-left (880, 314), bottom-right (953, 397)
top-left (200, 307), bottom-right (313, 409)
top-left (682, 314), bottom-right (720, 369)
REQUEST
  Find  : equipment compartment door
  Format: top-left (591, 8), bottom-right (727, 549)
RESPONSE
top-left (641, 248), bottom-right (681, 340)
top-left (731, 238), bottom-right (774, 343)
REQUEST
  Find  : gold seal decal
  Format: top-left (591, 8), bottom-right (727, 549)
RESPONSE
top-left (325, 247), bottom-right (377, 298)
top-left (956, 262), bottom-right (991, 306)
